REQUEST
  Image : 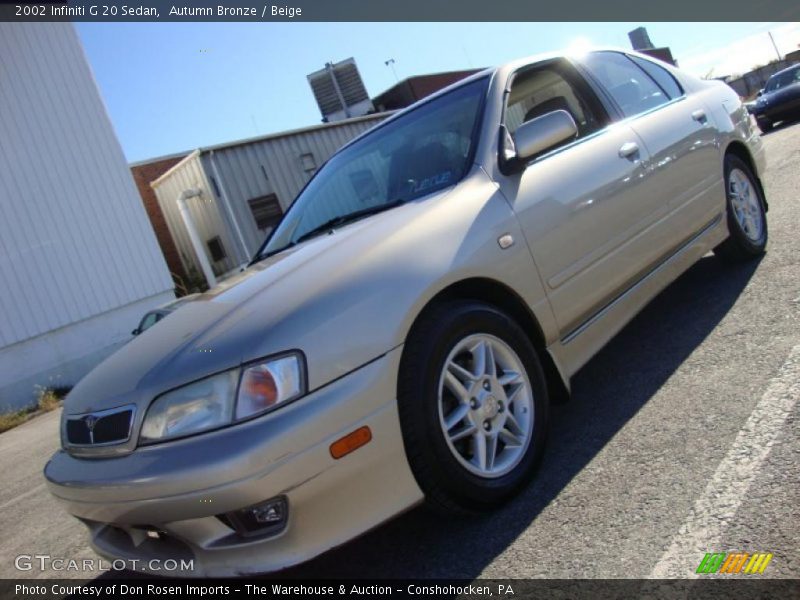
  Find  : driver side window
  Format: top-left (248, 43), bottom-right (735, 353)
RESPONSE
top-left (505, 61), bottom-right (605, 146)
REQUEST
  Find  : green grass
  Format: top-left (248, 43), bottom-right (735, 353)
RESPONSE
top-left (0, 409), bottom-right (32, 434)
top-left (0, 385), bottom-right (71, 434)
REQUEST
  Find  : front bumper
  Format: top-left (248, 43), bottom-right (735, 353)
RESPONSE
top-left (44, 346), bottom-right (424, 577)
top-left (754, 96), bottom-right (800, 122)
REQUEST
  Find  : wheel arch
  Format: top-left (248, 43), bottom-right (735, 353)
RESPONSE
top-left (404, 277), bottom-right (570, 404)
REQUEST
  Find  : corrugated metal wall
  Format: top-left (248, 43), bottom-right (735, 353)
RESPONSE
top-left (201, 114), bottom-right (389, 256)
top-left (152, 152), bottom-right (242, 277)
top-left (154, 114), bottom-right (389, 280)
top-left (0, 23), bottom-right (174, 350)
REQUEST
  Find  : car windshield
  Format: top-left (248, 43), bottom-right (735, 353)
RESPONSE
top-left (765, 67), bottom-right (800, 92)
top-left (139, 312), bottom-right (160, 332)
top-left (258, 77), bottom-right (488, 258)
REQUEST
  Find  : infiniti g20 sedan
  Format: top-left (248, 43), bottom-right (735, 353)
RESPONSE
top-left (45, 49), bottom-right (767, 577)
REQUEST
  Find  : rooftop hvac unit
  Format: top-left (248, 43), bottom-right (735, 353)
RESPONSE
top-left (628, 26), bottom-right (655, 51)
top-left (307, 58), bottom-right (374, 122)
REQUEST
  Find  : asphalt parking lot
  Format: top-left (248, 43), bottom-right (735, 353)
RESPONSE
top-left (1, 120), bottom-right (798, 581)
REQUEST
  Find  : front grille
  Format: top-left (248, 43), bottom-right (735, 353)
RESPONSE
top-left (66, 419), bottom-right (91, 444)
top-left (66, 407), bottom-right (134, 446)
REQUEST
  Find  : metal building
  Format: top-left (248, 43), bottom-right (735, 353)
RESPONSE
top-left (0, 23), bottom-right (175, 411)
top-left (152, 113), bottom-right (389, 289)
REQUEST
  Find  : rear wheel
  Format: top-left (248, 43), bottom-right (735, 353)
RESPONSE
top-left (714, 155), bottom-right (767, 262)
top-left (398, 301), bottom-right (549, 513)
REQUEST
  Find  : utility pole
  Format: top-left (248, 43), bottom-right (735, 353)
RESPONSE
top-left (768, 31), bottom-right (782, 61)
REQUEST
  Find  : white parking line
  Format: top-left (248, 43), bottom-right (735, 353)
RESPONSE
top-left (650, 343), bottom-right (800, 578)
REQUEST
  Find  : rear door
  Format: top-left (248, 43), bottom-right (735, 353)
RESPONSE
top-left (578, 52), bottom-right (722, 247)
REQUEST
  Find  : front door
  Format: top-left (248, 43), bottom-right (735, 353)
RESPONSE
top-left (495, 59), bottom-right (663, 337)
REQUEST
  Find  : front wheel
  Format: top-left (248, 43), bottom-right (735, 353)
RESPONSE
top-left (397, 301), bottom-right (549, 513)
top-left (713, 154), bottom-right (768, 262)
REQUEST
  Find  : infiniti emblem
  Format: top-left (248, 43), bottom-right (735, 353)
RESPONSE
top-left (84, 415), bottom-right (98, 444)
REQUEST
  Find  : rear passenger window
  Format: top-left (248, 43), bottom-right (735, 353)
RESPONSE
top-left (581, 51), bottom-right (671, 118)
top-left (628, 55), bottom-right (683, 99)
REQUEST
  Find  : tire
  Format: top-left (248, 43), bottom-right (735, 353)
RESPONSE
top-left (397, 300), bottom-right (549, 513)
top-left (713, 154), bottom-right (768, 262)
top-left (757, 119), bottom-right (772, 133)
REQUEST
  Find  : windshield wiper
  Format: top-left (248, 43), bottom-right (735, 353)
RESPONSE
top-left (294, 199), bottom-right (406, 245)
top-left (252, 199), bottom-right (405, 264)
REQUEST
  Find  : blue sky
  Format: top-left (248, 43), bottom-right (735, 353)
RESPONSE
top-left (76, 22), bottom-right (800, 162)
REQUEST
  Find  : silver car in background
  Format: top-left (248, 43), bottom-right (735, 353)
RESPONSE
top-left (45, 49), bottom-right (767, 576)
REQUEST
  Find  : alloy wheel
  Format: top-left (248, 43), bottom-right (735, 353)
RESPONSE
top-left (728, 167), bottom-right (764, 243)
top-left (437, 333), bottom-right (534, 478)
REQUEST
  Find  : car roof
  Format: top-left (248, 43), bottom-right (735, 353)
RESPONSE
top-left (335, 47), bottom-right (673, 156)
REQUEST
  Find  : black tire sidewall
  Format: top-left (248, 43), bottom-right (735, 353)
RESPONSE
top-left (398, 301), bottom-right (549, 511)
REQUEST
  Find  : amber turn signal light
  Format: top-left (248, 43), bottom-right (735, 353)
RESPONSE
top-left (330, 426), bottom-right (372, 459)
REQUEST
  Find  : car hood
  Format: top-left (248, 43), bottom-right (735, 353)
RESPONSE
top-left (64, 186), bottom-right (460, 416)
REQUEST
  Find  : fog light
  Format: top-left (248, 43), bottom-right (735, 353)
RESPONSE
top-left (219, 496), bottom-right (288, 538)
top-left (252, 500), bottom-right (285, 524)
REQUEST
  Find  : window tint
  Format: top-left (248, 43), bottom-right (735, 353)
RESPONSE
top-left (505, 61), bottom-right (604, 154)
top-left (765, 66), bottom-right (800, 92)
top-left (628, 55), bottom-right (682, 99)
top-left (582, 51), bottom-right (671, 118)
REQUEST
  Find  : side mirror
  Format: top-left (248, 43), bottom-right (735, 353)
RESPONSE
top-left (512, 110), bottom-right (579, 165)
top-left (131, 328), bottom-right (140, 336)
top-left (756, 89), bottom-right (764, 97)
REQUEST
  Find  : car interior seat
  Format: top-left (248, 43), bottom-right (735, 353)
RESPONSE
top-left (523, 95), bottom-right (575, 124)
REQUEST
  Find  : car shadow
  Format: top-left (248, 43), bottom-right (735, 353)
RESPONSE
top-left (269, 253), bottom-right (762, 579)
top-left (758, 116), bottom-right (800, 135)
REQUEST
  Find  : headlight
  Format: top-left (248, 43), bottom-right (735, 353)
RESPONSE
top-left (236, 355), bottom-right (304, 420)
top-left (140, 352), bottom-right (306, 444)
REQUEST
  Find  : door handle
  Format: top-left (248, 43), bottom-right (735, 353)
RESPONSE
top-left (618, 141), bottom-right (639, 159)
top-left (692, 109), bottom-right (707, 123)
